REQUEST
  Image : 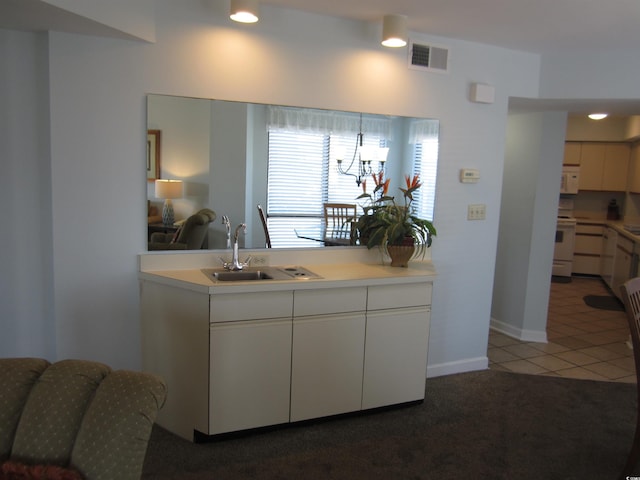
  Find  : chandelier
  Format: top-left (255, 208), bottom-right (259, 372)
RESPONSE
top-left (336, 115), bottom-right (389, 186)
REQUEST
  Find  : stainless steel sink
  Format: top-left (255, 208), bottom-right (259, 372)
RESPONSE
top-left (204, 265), bottom-right (322, 282)
top-left (213, 270), bottom-right (273, 281)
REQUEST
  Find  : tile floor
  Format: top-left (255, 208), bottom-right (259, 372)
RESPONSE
top-left (489, 275), bottom-right (636, 383)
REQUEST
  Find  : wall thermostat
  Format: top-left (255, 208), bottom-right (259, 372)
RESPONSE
top-left (460, 168), bottom-right (480, 183)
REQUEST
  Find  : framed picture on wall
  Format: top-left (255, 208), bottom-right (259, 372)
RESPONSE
top-left (147, 129), bottom-right (161, 181)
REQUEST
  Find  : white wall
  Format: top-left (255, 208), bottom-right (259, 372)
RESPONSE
top-left (45, 0), bottom-right (156, 42)
top-left (2, 0), bottom-right (542, 372)
top-left (0, 30), bottom-right (55, 358)
top-left (565, 114), bottom-right (632, 142)
top-left (540, 51), bottom-right (640, 100)
top-left (492, 111), bottom-right (567, 341)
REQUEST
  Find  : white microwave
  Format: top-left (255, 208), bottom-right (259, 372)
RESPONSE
top-left (560, 166), bottom-right (580, 194)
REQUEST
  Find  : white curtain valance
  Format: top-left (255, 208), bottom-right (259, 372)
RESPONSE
top-left (268, 106), bottom-right (394, 140)
top-left (409, 118), bottom-right (439, 143)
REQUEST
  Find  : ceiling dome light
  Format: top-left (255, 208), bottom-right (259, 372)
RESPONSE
top-left (588, 113), bottom-right (608, 120)
top-left (230, 0), bottom-right (259, 23)
top-left (381, 14), bottom-right (408, 48)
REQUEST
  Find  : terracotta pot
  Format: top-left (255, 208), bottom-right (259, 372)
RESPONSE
top-left (387, 238), bottom-right (415, 267)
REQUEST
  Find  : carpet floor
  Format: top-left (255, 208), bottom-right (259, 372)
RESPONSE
top-left (142, 370), bottom-right (638, 480)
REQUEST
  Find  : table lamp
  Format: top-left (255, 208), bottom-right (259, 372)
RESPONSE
top-left (155, 179), bottom-right (183, 225)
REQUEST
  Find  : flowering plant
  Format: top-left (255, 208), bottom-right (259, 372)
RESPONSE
top-left (354, 173), bottom-right (436, 258)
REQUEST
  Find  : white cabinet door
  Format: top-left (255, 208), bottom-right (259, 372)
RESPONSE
top-left (209, 318), bottom-right (292, 434)
top-left (362, 306), bottom-right (431, 409)
top-left (290, 312), bottom-right (366, 422)
top-left (613, 235), bottom-right (634, 300)
top-left (601, 227), bottom-right (617, 289)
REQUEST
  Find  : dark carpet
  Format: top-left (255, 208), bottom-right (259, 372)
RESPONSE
top-left (551, 275), bottom-right (572, 284)
top-left (142, 370), bottom-right (638, 480)
top-left (584, 294), bottom-right (625, 311)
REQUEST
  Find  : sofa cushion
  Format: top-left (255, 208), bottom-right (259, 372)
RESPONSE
top-left (10, 360), bottom-right (111, 466)
top-left (71, 370), bottom-right (167, 480)
top-left (0, 460), bottom-right (84, 480)
top-left (0, 359), bottom-right (50, 461)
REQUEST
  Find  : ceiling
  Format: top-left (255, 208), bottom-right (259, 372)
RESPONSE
top-left (2, 0), bottom-right (640, 115)
top-left (2, 0), bottom-right (639, 56)
top-left (264, 0), bottom-right (640, 57)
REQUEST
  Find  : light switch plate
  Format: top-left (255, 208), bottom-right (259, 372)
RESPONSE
top-left (468, 204), bottom-right (486, 220)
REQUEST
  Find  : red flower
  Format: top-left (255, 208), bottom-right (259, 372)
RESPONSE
top-left (405, 174), bottom-right (421, 190)
top-left (382, 178), bottom-right (390, 195)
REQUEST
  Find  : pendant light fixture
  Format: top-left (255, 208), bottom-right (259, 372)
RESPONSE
top-left (230, 0), bottom-right (259, 23)
top-left (381, 14), bottom-right (408, 47)
top-left (336, 114), bottom-right (388, 186)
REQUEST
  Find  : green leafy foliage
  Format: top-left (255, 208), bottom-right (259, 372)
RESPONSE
top-left (354, 175), bottom-right (436, 259)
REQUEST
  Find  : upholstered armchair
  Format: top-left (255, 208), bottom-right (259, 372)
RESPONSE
top-left (148, 208), bottom-right (216, 250)
top-left (0, 358), bottom-right (166, 480)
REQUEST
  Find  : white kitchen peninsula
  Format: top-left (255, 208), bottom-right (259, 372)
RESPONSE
top-left (138, 247), bottom-right (436, 442)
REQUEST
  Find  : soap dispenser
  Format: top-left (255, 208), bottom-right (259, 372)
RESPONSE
top-left (607, 199), bottom-right (620, 220)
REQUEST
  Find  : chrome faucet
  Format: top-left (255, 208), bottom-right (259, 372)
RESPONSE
top-left (220, 222), bottom-right (251, 271)
top-left (222, 215), bottom-right (231, 249)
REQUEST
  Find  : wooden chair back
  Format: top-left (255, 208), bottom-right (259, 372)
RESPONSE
top-left (323, 203), bottom-right (357, 245)
top-left (257, 204), bottom-right (272, 248)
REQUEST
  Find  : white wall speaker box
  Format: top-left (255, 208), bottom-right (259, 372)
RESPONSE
top-left (470, 83), bottom-right (495, 104)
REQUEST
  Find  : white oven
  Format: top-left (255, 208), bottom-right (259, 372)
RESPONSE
top-left (552, 216), bottom-right (577, 277)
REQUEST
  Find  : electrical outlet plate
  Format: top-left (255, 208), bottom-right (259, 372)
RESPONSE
top-left (467, 204), bottom-right (486, 220)
top-left (251, 254), bottom-right (270, 266)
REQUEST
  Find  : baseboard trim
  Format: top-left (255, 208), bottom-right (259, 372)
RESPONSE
top-left (490, 318), bottom-right (548, 343)
top-left (426, 356), bottom-right (488, 378)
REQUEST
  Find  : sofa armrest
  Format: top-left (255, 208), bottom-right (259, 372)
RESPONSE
top-left (71, 371), bottom-right (167, 480)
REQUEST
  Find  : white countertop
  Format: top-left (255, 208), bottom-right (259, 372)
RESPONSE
top-left (575, 217), bottom-right (640, 243)
top-left (138, 250), bottom-right (437, 294)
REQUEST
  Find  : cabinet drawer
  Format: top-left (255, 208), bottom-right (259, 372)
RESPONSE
top-left (294, 287), bottom-right (367, 316)
top-left (367, 282), bottom-right (432, 310)
top-left (572, 254), bottom-right (601, 275)
top-left (574, 235), bottom-right (603, 254)
top-left (210, 291), bottom-right (293, 323)
top-left (575, 223), bottom-right (603, 235)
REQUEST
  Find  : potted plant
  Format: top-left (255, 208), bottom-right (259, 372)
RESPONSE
top-left (354, 173), bottom-right (436, 267)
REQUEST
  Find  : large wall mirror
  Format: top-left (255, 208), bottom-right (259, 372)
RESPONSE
top-left (146, 94), bottom-right (439, 250)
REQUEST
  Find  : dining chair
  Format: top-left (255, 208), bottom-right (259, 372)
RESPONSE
top-left (619, 277), bottom-right (640, 478)
top-left (323, 203), bottom-right (357, 245)
top-left (257, 204), bottom-right (272, 248)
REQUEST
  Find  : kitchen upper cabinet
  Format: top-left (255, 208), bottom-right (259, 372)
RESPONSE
top-left (578, 142), bottom-right (630, 192)
top-left (603, 143), bottom-right (631, 191)
top-left (578, 143), bottom-right (605, 190)
top-left (563, 142), bottom-right (581, 166)
top-left (629, 143), bottom-right (640, 194)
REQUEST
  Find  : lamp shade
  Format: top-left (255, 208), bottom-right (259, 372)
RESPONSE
top-left (155, 179), bottom-right (183, 199)
top-left (230, 0), bottom-right (259, 23)
top-left (381, 14), bottom-right (408, 47)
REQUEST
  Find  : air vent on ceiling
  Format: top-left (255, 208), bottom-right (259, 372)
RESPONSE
top-left (408, 41), bottom-right (449, 73)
